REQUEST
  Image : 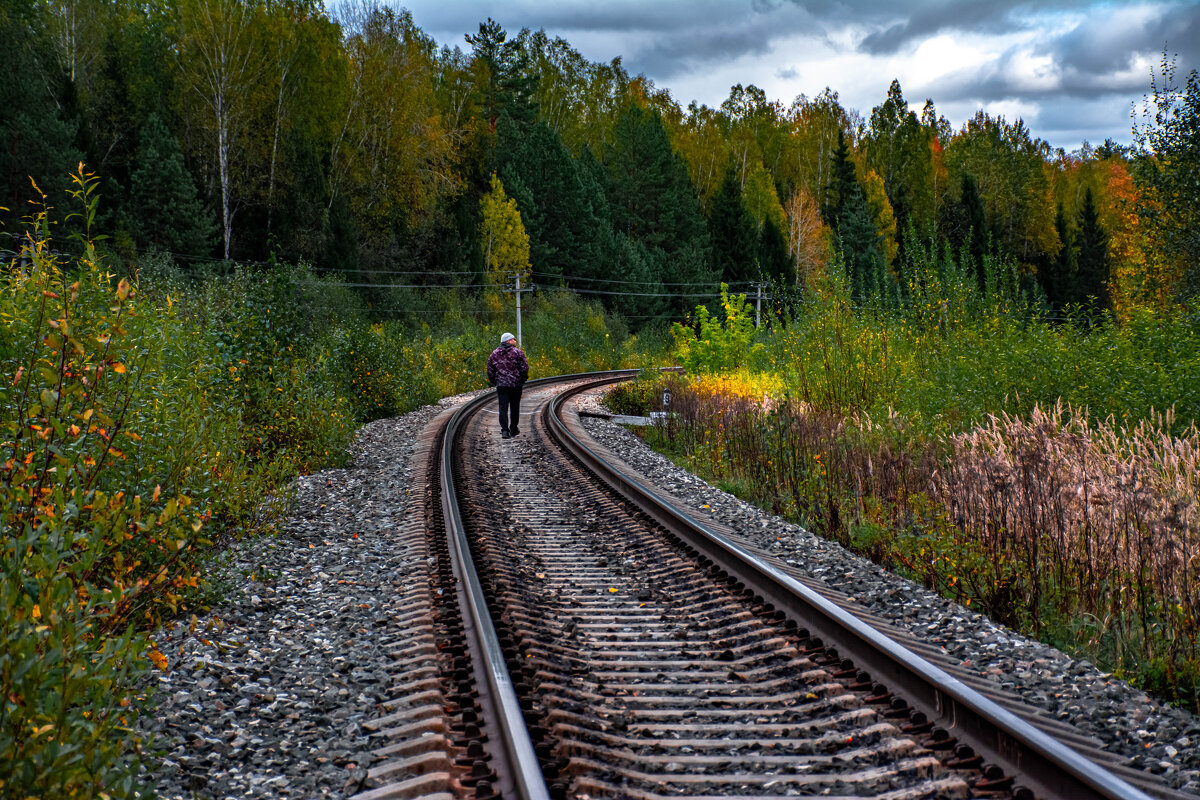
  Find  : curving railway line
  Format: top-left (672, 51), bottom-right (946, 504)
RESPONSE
top-left (356, 370), bottom-right (1193, 800)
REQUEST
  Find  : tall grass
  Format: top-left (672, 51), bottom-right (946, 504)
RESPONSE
top-left (623, 241), bottom-right (1200, 707)
top-left (937, 404), bottom-right (1199, 695)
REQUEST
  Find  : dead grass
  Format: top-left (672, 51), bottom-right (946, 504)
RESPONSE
top-left (936, 403), bottom-right (1199, 673)
top-left (644, 381), bottom-right (1200, 706)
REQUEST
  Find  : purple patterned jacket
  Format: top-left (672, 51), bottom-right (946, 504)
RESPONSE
top-left (487, 342), bottom-right (529, 388)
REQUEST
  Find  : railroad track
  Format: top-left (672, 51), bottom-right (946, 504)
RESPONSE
top-left (358, 371), bottom-right (1193, 800)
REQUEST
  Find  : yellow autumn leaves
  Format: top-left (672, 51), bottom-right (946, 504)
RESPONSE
top-left (479, 172), bottom-right (531, 285)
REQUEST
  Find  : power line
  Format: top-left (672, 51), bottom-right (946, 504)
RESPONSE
top-left (306, 305), bottom-right (681, 321)
top-left (311, 282), bottom-right (478, 290)
top-left (113, 246), bottom-right (772, 295)
top-left (309, 266), bottom-right (477, 276)
top-left (531, 270), bottom-right (755, 288)
top-left (565, 286), bottom-right (726, 298)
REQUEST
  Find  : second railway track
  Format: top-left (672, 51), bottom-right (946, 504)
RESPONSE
top-left (362, 371), bottom-right (1194, 800)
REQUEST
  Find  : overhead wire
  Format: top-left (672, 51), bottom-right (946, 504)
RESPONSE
top-left (103, 245), bottom-right (764, 290)
top-left (530, 270), bottom-right (755, 288)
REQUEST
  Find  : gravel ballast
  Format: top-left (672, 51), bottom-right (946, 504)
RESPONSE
top-left (139, 387), bottom-right (1200, 798)
top-left (139, 392), bottom-right (485, 799)
top-left (577, 397), bottom-right (1200, 796)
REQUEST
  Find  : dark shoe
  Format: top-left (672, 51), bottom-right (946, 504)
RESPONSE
top-left (501, 430), bottom-right (512, 439)
top-left (511, 427), bottom-right (520, 437)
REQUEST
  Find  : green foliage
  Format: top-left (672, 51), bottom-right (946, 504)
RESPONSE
top-left (758, 216), bottom-right (795, 287)
top-left (602, 371), bottom-right (680, 417)
top-left (0, 172), bottom-right (664, 796)
top-left (0, 1), bottom-right (83, 243)
top-left (640, 230), bottom-right (1200, 704)
top-left (942, 112), bottom-right (1058, 267)
top-left (864, 80), bottom-right (936, 236)
top-left (1039, 202), bottom-right (1075, 310)
top-left (708, 165), bottom-right (759, 284)
top-left (672, 285), bottom-right (764, 374)
top-left (466, 17), bottom-right (539, 129)
top-left (1, 171), bottom-right (170, 799)
top-left (126, 114), bottom-right (218, 258)
top-left (1134, 53), bottom-right (1200, 300)
top-left (604, 103), bottom-right (714, 314)
top-left (950, 172), bottom-right (988, 284)
top-left (479, 172), bottom-right (531, 282)
top-left (1075, 186), bottom-right (1110, 311)
top-left (497, 116), bottom-right (606, 283)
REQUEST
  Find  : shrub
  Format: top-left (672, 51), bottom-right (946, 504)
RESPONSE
top-left (637, 375), bottom-right (1200, 708)
top-left (671, 285), bottom-right (764, 374)
top-left (1, 171), bottom-right (189, 798)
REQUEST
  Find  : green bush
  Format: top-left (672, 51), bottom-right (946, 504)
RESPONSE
top-left (649, 240), bottom-right (1200, 705)
top-left (671, 285), bottom-right (764, 374)
top-left (1, 172), bottom-right (183, 798)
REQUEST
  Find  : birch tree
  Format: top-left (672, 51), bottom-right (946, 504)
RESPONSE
top-left (176, 0), bottom-right (266, 259)
top-left (40, 0), bottom-right (108, 93)
top-left (330, 2), bottom-right (455, 248)
top-left (785, 186), bottom-right (830, 288)
top-left (478, 172), bottom-right (530, 283)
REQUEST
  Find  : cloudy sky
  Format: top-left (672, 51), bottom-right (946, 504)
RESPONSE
top-left (394, 0), bottom-right (1200, 151)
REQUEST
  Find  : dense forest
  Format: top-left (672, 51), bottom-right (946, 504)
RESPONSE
top-left (4, 0), bottom-right (1197, 323)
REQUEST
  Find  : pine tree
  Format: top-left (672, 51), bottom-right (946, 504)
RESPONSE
top-left (1075, 186), bottom-right (1110, 310)
top-left (758, 216), bottom-right (794, 286)
top-left (126, 114), bottom-right (218, 257)
top-left (604, 103), bottom-right (712, 312)
top-left (958, 173), bottom-right (988, 287)
top-left (823, 128), bottom-right (857, 226)
top-left (821, 129), bottom-right (892, 303)
top-left (1038, 203), bottom-right (1076, 311)
top-left (498, 116), bottom-right (603, 282)
top-left (322, 194), bottom-right (359, 273)
top-left (708, 165), bottom-right (758, 284)
top-left (465, 18), bottom-right (538, 131)
top-left (837, 184), bottom-right (889, 304)
top-left (0, 0), bottom-right (81, 237)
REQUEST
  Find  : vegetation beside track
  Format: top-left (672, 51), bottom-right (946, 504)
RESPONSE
top-left (609, 251), bottom-right (1200, 711)
top-left (0, 174), bottom-right (666, 798)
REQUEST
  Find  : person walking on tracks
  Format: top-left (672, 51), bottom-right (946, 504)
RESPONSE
top-left (487, 332), bottom-right (529, 439)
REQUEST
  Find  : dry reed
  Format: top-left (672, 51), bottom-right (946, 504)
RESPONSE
top-left (648, 382), bottom-right (1200, 705)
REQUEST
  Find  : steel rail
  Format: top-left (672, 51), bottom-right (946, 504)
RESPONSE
top-left (544, 377), bottom-right (1157, 800)
top-left (440, 369), bottom-right (639, 800)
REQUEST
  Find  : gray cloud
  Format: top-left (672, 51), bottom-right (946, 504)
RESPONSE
top-left (628, 8), bottom-right (817, 78)
top-left (914, 3), bottom-right (1200, 110)
top-left (1046, 3), bottom-right (1200, 77)
top-left (401, 0), bottom-right (1200, 148)
top-left (421, 1), bottom-right (831, 78)
top-left (857, 1), bottom-right (1036, 55)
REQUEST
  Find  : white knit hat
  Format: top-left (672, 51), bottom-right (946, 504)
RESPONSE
top-left (500, 332), bottom-right (515, 343)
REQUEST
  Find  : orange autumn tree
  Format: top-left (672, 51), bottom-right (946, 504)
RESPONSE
top-left (1103, 160), bottom-right (1164, 318)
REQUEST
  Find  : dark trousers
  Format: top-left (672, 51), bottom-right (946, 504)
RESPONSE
top-left (497, 386), bottom-right (523, 433)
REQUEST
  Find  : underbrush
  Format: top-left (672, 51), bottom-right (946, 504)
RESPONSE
top-left (625, 259), bottom-right (1200, 708)
top-left (634, 379), bottom-right (1200, 708)
top-left (0, 172), bottom-right (662, 796)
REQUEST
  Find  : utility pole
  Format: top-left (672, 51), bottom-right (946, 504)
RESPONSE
top-left (515, 273), bottom-right (523, 346)
top-left (503, 273), bottom-right (533, 349)
top-left (755, 282), bottom-right (763, 328)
